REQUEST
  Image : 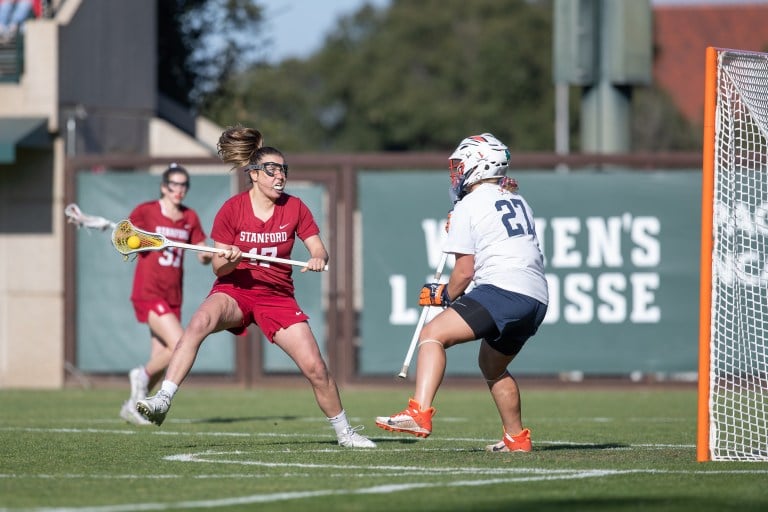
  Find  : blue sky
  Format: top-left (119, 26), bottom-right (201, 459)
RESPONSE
top-left (261, 0), bottom-right (766, 63)
top-left (261, 0), bottom-right (391, 63)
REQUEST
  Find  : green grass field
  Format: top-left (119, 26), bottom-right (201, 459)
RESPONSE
top-left (1, 386), bottom-right (766, 511)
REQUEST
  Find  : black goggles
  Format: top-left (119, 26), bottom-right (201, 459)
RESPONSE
top-left (243, 162), bottom-right (289, 177)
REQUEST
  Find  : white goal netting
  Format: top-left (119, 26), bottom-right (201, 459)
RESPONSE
top-left (708, 48), bottom-right (768, 461)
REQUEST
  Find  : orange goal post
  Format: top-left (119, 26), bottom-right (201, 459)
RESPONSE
top-left (698, 47), bottom-right (768, 462)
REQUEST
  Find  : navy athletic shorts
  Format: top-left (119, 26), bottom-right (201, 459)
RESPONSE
top-left (450, 284), bottom-right (547, 356)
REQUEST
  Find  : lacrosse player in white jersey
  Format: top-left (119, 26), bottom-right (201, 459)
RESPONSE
top-left (376, 133), bottom-right (548, 452)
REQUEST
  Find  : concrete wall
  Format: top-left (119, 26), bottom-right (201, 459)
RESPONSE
top-left (0, 1), bottom-right (218, 388)
top-left (0, 18), bottom-right (64, 388)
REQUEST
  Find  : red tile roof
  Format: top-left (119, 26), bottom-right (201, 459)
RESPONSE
top-left (654, 4), bottom-right (768, 124)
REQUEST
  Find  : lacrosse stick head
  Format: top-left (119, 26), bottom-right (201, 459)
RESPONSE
top-left (64, 203), bottom-right (116, 231)
top-left (111, 220), bottom-right (166, 257)
top-left (449, 133), bottom-right (509, 200)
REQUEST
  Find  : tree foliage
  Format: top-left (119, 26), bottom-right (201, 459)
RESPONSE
top-left (157, 0), bottom-right (266, 110)
top-left (204, 0), bottom-right (555, 151)
top-left (630, 86), bottom-right (700, 151)
top-left (199, 0), bottom-right (700, 152)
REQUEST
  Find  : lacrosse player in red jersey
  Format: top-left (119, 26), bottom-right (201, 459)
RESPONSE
top-left (120, 163), bottom-right (213, 425)
top-left (376, 133), bottom-right (548, 452)
top-left (137, 126), bottom-right (376, 449)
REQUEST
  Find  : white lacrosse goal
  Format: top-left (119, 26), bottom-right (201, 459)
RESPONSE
top-left (698, 47), bottom-right (768, 462)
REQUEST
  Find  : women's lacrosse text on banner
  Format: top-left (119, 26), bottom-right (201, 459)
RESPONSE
top-left (359, 171), bottom-right (699, 377)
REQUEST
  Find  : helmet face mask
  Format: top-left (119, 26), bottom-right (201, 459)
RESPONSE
top-left (449, 133), bottom-right (510, 200)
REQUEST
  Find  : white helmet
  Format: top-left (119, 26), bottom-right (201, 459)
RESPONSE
top-left (449, 133), bottom-right (509, 200)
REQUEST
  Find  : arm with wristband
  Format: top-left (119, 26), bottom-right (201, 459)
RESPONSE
top-left (422, 176), bottom-right (518, 307)
top-left (418, 253), bottom-right (474, 307)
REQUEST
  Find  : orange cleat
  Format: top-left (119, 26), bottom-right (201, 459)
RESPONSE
top-left (485, 428), bottom-right (532, 453)
top-left (375, 398), bottom-right (435, 438)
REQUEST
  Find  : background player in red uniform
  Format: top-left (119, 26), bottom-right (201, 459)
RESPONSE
top-left (120, 163), bottom-right (212, 425)
top-left (137, 126), bottom-right (376, 448)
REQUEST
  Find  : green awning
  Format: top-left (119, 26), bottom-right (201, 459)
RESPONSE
top-left (0, 117), bottom-right (50, 164)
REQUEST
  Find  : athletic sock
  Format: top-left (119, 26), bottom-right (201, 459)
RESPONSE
top-left (327, 409), bottom-right (350, 436)
top-left (137, 366), bottom-right (150, 386)
top-left (159, 380), bottom-right (179, 398)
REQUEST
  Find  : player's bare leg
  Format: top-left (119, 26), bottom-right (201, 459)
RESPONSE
top-left (413, 308), bottom-right (474, 408)
top-left (164, 293), bottom-right (241, 385)
top-left (480, 341), bottom-right (531, 452)
top-left (137, 293), bottom-right (242, 425)
top-left (377, 309), bottom-right (473, 437)
top-left (145, 311), bottom-right (184, 389)
top-left (274, 322), bottom-right (342, 415)
top-left (121, 311), bottom-right (183, 425)
top-left (479, 341), bottom-right (520, 431)
top-left (275, 322), bottom-right (375, 448)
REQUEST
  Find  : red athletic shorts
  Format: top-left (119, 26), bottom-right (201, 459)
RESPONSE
top-left (131, 299), bottom-right (181, 323)
top-left (209, 284), bottom-right (309, 342)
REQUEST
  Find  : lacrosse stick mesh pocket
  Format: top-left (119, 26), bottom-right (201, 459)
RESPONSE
top-left (111, 220), bottom-right (165, 255)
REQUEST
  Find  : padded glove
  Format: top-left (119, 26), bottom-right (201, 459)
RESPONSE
top-left (419, 282), bottom-right (451, 307)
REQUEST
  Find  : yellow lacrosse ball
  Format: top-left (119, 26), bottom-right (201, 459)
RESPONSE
top-left (126, 235), bottom-right (141, 249)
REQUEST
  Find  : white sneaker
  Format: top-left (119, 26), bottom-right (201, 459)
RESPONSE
top-left (136, 390), bottom-right (172, 426)
top-left (338, 425), bottom-right (377, 448)
top-left (119, 400), bottom-right (152, 425)
top-left (128, 367), bottom-right (148, 402)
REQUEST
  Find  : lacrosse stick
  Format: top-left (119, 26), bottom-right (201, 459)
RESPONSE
top-left (398, 251), bottom-right (449, 379)
top-left (64, 203), bottom-right (117, 231)
top-left (111, 219), bottom-right (328, 270)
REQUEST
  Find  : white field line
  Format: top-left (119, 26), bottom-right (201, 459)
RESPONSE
top-left (0, 426), bottom-right (696, 448)
top-left (41, 415), bottom-right (691, 422)
top-left (2, 459), bottom-right (768, 512)
top-left (0, 428), bottom-right (766, 512)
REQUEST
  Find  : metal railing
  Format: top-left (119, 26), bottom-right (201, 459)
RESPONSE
top-left (0, 31), bottom-right (23, 82)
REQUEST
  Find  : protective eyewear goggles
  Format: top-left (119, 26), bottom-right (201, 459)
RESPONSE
top-left (164, 179), bottom-right (189, 190)
top-left (243, 162), bottom-right (289, 177)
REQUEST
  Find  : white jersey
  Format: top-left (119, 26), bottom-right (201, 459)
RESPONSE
top-left (444, 182), bottom-right (548, 304)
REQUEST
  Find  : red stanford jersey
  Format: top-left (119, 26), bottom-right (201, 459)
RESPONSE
top-left (129, 200), bottom-right (208, 307)
top-left (210, 191), bottom-right (319, 295)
